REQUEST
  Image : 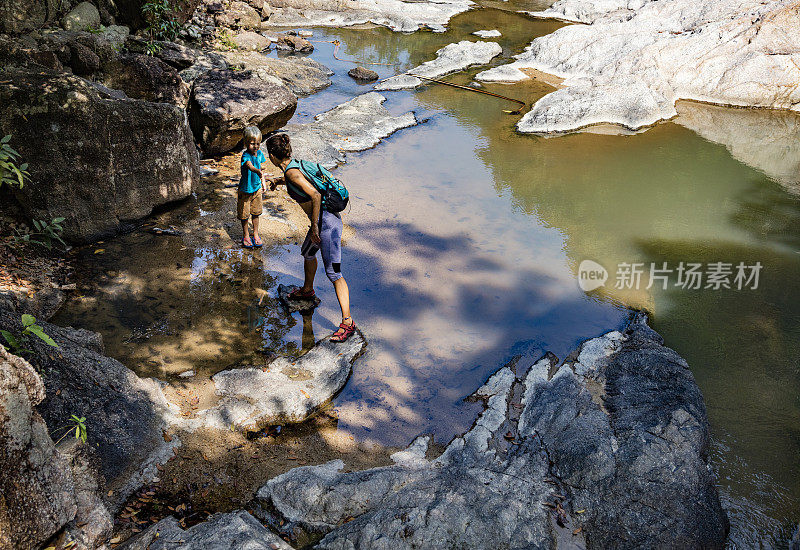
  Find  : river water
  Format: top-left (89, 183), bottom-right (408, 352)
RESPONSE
top-left (54, 4), bottom-right (800, 547)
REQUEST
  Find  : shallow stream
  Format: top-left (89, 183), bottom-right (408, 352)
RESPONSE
top-left (54, 4), bottom-right (800, 547)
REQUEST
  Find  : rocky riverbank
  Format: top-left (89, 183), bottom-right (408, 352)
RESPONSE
top-left (121, 314), bottom-right (729, 549)
top-left (476, 0), bottom-right (800, 134)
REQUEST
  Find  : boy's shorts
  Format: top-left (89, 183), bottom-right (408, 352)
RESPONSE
top-left (237, 190), bottom-right (263, 219)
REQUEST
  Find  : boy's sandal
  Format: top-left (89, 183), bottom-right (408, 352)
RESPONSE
top-left (242, 237), bottom-right (254, 249)
top-left (253, 236), bottom-right (263, 248)
top-left (287, 287), bottom-right (316, 300)
top-left (331, 321), bottom-right (356, 343)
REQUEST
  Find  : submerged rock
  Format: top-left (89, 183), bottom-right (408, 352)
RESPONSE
top-left (265, 0), bottom-right (471, 32)
top-left (255, 315), bottom-right (728, 549)
top-left (348, 66), bottom-right (379, 82)
top-left (376, 40), bottom-right (502, 90)
top-left (222, 50), bottom-right (333, 96)
top-left (278, 283), bottom-right (321, 313)
top-left (279, 92), bottom-right (418, 168)
top-left (119, 510), bottom-right (292, 550)
top-left (188, 68), bottom-right (297, 155)
top-left (0, 346), bottom-right (76, 550)
top-left (194, 330), bottom-right (366, 430)
top-left (276, 34), bottom-right (314, 52)
top-left (0, 67), bottom-right (198, 243)
top-left (477, 0), bottom-right (800, 134)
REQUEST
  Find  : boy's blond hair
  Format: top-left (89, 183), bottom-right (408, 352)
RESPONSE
top-left (243, 125), bottom-right (262, 144)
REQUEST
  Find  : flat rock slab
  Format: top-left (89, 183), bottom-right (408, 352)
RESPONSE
top-left (221, 51), bottom-right (333, 96)
top-left (476, 0), bottom-right (800, 134)
top-left (264, 0), bottom-right (472, 33)
top-left (188, 68), bottom-right (297, 155)
top-left (376, 40), bottom-right (502, 90)
top-left (277, 284), bottom-right (321, 313)
top-left (194, 330), bottom-right (366, 430)
top-left (119, 511), bottom-right (292, 550)
top-left (277, 92), bottom-right (417, 168)
top-left (254, 314), bottom-right (727, 549)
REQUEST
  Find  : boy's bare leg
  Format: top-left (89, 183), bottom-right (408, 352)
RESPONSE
top-left (333, 277), bottom-right (352, 324)
top-left (302, 257), bottom-right (317, 293)
top-left (240, 218), bottom-right (250, 242)
top-left (252, 216), bottom-right (261, 244)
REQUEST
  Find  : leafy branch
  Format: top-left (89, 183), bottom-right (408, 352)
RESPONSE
top-left (1, 313), bottom-right (58, 355)
top-left (0, 134), bottom-right (29, 189)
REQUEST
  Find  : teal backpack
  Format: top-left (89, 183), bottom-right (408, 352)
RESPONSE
top-left (283, 159), bottom-right (349, 212)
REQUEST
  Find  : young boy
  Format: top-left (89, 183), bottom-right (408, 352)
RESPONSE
top-left (239, 126), bottom-right (267, 248)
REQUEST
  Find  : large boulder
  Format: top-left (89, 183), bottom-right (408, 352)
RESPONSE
top-left (254, 315), bottom-right (728, 549)
top-left (214, 0), bottom-right (261, 29)
top-left (221, 50), bottom-right (332, 96)
top-left (0, 0), bottom-right (59, 33)
top-left (0, 66), bottom-right (199, 243)
top-left (0, 346), bottom-right (76, 550)
top-left (0, 303), bottom-right (180, 509)
top-left (61, 1), bottom-right (101, 31)
top-left (232, 30), bottom-right (270, 50)
top-left (103, 53), bottom-right (191, 106)
top-left (188, 68), bottom-right (296, 155)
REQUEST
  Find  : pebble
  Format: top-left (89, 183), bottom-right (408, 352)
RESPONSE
top-left (178, 369), bottom-right (196, 378)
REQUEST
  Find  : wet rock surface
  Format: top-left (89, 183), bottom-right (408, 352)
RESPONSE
top-left (0, 66), bottom-right (198, 243)
top-left (255, 315), bottom-right (728, 549)
top-left (276, 34), bottom-right (314, 52)
top-left (376, 40), bottom-right (502, 90)
top-left (189, 68), bottom-right (297, 155)
top-left (477, 0), bottom-right (800, 133)
top-left (0, 345), bottom-right (76, 550)
top-left (279, 92), bottom-right (418, 168)
top-left (278, 283), bottom-right (321, 313)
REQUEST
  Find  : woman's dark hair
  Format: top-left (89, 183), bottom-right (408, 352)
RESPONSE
top-left (266, 133), bottom-right (292, 160)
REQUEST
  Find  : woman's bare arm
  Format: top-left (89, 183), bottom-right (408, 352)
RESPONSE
top-left (285, 168), bottom-right (322, 243)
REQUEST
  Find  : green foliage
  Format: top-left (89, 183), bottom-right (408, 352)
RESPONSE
top-left (142, 0), bottom-right (182, 48)
top-left (215, 29), bottom-right (238, 52)
top-left (53, 415), bottom-right (88, 446)
top-left (0, 135), bottom-right (29, 189)
top-left (1, 314), bottom-right (58, 354)
top-left (13, 217), bottom-right (67, 250)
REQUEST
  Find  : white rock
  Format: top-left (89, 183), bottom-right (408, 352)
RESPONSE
top-left (478, 0), bottom-right (800, 133)
top-left (194, 332), bottom-right (366, 430)
top-left (376, 40), bottom-right (502, 90)
top-left (281, 92), bottom-right (418, 168)
top-left (472, 29), bottom-right (501, 38)
top-left (264, 0), bottom-right (472, 33)
top-left (177, 369), bottom-right (196, 378)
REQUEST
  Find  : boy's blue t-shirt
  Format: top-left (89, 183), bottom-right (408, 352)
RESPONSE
top-left (240, 149), bottom-right (266, 193)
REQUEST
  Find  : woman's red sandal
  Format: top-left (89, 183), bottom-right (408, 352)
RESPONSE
top-left (331, 320), bottom-right (356, 343)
